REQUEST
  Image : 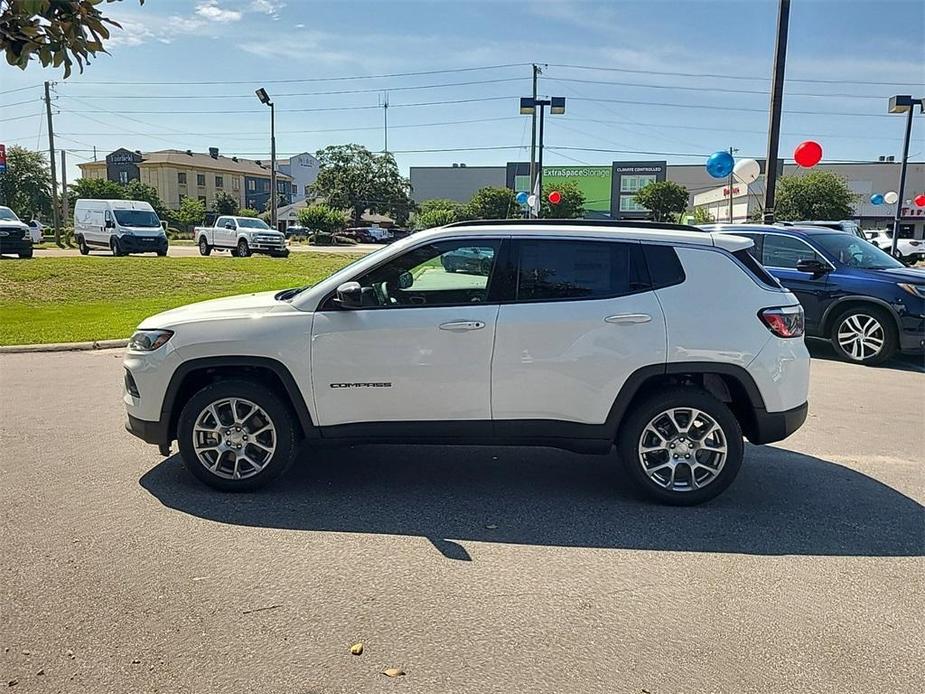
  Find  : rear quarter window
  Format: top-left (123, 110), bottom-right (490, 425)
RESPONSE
top-left (732, 248), bottom-right (782, 289)
top-left (641, 244), bottom-right (685, 289)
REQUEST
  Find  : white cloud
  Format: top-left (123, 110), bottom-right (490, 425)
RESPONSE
top-left (195, 1), bottom-right (243, 23)
top-left (251, 0), bottom-right (286, 20)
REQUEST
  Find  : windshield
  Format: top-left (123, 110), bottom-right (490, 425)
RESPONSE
top-left (814, 233), bottom-right (904, 269)
top-left (113, 210), bottom-right (161, 227)
top-left (0, 208), bottom-right (20, 222)
top-left (238, 218), bottom-right (271, 230)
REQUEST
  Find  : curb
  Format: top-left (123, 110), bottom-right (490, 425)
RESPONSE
top-left (0, 339), bottom-right (128, 354)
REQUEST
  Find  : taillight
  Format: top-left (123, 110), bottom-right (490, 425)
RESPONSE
top-left (759, 305), bottom-right (805, 338)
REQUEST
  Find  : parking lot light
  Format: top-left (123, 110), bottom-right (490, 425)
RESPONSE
top-left (886, 94), bottom-right (923, 257)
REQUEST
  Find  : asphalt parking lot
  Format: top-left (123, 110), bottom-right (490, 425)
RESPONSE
top-left (1, 346), bottom-right (922, 693)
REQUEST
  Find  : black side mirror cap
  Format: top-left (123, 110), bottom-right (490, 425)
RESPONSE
top-left (796, 258), bottom-right (830, 274)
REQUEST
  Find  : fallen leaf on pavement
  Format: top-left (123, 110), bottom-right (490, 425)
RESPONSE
top-left (382, 668), bottom-right (405, 678)
top-left (350, 643), bottom-right (363, 655)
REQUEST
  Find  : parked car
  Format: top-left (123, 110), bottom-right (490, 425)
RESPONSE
top-left (26, 218), bottom-right (44, 243)
top-left (0, 206), bottom-right (34, 259)
top-left (283, 225), bottom-right (310, 240)
top-left (788, 220), bottom-right (868, 241)
top-left (345, 226), bottom-right (393, 244)
top-left (195, 215), bottom-right (288, 257)
top-left (703, 224), bottom-right (925, 365)
top-left (441, 245), bottom-right (494, 275)
top-left (864, 228), bottom-right (925, 264)
top-left (74, 199), bottom-right (168, 256)
top-left (123, 219), bottom-right (810, 505)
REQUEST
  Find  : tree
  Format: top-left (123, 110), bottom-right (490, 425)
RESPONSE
top-left (774, 170), bottom-right (856, 221)
top-left (691, 206), bottom-right (715, 224)
top-left (311, 144), bottom-right (413, 226)
top-left (123, 180), bottom-right (168, 220)
top-left (173, 197), bottom-right (205, 230)
top-left (1, 0), bottom-right (145, 78)
top-left (297, 204), bottom-right (346, 234)
top-left (414, 208), bottom-right (461, 230)
top-left (466, 186), bottom-right (518, 220)
top-left (213, 191), bottom-right (240, 216)
top-left (540, 181), bottom-right (585, 219)
top-left (633, 181), bottom-right (689, 222)
top-left (238, 207), bottom-right (259, 218)
top-left (0, 145), bottom-right (51, 220)
top-left (68, 177), bottom-right (125, 209)
top-left (418, 198), bottom-right (467, 216)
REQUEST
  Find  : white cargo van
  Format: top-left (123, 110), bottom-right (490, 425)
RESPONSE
top-left (74, 199), bottom-right (168, 256)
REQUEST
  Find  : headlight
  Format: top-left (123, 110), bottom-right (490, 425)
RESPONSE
top-left (128, 329), bottom-right (174, 352)
top-left (898, 283), bottom-right (925, 299)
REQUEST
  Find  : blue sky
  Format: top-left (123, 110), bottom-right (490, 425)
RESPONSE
top-left (2, 0), bottom-right (923, 183)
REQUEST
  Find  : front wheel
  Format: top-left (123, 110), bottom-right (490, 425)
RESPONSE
top-left (198, 237), bottom-right (211, 256)
top-left (19, 248), bottom-right (33, 259)
top-left (830, 306), bottom-right (896, 365)
top-left (77, 236), bottom-right (90, 255)
top-left (617, 388), bottom-right (744, 505)
top-left (176, 380), bottom-right (297, 491)
top-left (111, 237), bottom-right (126, 257)
top-left (235, 239), bottom-right (251, 257)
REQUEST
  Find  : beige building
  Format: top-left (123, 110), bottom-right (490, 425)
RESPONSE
top-left (77, 147), bottom-right (293, 211)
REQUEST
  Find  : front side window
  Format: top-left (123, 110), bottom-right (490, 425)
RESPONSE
top-left (761, 235), bottom-right (822, 269)
top-left (813, 232), bottom-right (903, 270)
top-left (237, 218), bottom-right (271, 229)
top-left (513, 239), bottom-right (646, 302)
top-left (350, 239), bottom-right (502, 308)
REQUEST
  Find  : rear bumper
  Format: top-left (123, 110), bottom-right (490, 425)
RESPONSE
top-left (120, 235), bottom-right (168, 253)
top-left (748, 401), bottom-right (808, 445)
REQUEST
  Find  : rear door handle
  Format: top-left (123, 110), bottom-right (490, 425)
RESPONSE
top-left (604, 313), bottom-right (652, 325)
top-left (439, 320), bottom-right (485, 331)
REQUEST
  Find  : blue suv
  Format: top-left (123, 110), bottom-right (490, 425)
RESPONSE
top-left (702, 225), bottom-right (925, 365)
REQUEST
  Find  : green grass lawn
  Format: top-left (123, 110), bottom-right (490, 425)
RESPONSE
top-left (0, 254), bottom-right (358, 345)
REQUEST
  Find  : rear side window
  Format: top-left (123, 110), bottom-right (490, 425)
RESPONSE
top-left (732, 249), bottom-right (781, 289)
top-left (641, 245), bottom-right (685, 289)
top-left (512, 239), bottom-right (647, 302)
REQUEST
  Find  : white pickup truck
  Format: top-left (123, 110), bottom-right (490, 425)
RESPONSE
top-left (195, 215), bottom-right (289, 257)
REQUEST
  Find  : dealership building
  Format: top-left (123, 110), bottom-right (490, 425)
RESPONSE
top-left (409, 160), bottom-right (925, 235)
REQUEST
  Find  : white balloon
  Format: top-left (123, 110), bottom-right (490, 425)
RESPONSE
top-left (884, 191), bottom-right (899, 204)
top-left (733, 158), bottom-right (761, 184)
top-left (527, 194), bottom-right (538, 207)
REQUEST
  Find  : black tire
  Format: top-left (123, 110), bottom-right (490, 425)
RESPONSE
top-left (77, 236), bottom-right (90, 255)
top-left (617, 387), bottom-right (744, 506)
top-left (176, 379), bottom-right (297, 492)
top-left (19, 248), bottom-right (33, 259)
top-left (198, 237), bottom-right (211, 256)
top-left (236, 238), bottom-right (251, 258)
top-left (830, 305), bottom-right (897, 366)
top-left (156, 248), bottom-right (168, 257)
top-left (111, 237), bottom-right (125, 257)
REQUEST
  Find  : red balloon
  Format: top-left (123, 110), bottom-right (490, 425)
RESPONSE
top-left (914, 194), bottom-right (925, 208)
top-left (548, 191), bottom-right (562, 205)
top-left (794, 140), bottom-right (823, 168)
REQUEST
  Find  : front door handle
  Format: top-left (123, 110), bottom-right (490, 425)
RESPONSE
top-left (604, 313), bottom-right (652, 325)
top-left (439, 320), bottom-right (485, 331)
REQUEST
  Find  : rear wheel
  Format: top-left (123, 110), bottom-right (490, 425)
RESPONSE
top-left (177, 380), bottom-right (297, 491)
top-left (235, 238), bottom-right (251, 258)
top-left (830, 305), bottom-right (896, 365)
top-left (198, 237), bottom-right (211, 256)
top-left (77, 236), bottom-right (90, 255)
top-left (617, 388), bottom-right (743, 505)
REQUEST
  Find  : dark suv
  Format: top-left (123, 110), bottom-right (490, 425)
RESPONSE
top-left (704, 224), bottom-right (925, 365)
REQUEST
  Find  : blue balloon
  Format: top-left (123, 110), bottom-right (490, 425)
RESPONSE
top-left (870, 193), bottom-right (884, 205)
top-left (516, 191), bottom-right (529, 205)
top-left (706, 150), bottom-right (735, 179)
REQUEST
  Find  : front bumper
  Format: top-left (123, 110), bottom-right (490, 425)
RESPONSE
top-left (126, 413), bottom-right (170, 447)
top-left (898, 313), bottom-right (925, 353)
top-left (0, 237), bottom-right (32, 254)
top-left (120, 235), bottom-right (168, 253)
top-left (748, 401), bottom-right (808, 445)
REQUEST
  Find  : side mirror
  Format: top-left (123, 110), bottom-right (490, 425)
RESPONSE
top-left (398, 271), bottom-right (414, 290)
top-left (105, 219), bottom-right (115, 229)
top-left (334, 281), bottom-right (363, 308)
top-left (796, 258), bottom-right (829, 275)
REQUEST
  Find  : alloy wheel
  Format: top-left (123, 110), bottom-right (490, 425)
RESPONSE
top-left (836, 313), bottom-right (884, 361)
top-left (637, 407), bottom-right (728, 492)
top-left (192, 397), bottom-right (277, 480)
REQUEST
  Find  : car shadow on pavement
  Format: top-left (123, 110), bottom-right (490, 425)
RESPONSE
top-left (807, 338), bottom-right (925, 373)
top-left (139, 443), bottom-right (924, 561)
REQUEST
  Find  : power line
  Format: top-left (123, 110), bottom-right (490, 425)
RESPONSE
top-left (548, 63), bottom-right (925, 87)
top-left (0, 112), bottom-right (41, 123)
top-left (568, 96), bottom-right (896, 118)
top-left (0, 98), bottom-right (41, 109)
top-left (543, 76), bottom-right (889, 100)
top-left (59, 77), bottom-right (526, 100)
top-left (0, 83), bottom-right (43, 96)
top-left (70, 63), bottom-right (534, 86)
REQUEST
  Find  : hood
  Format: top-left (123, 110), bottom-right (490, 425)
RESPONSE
top-left (857, 266), bottom-right (925, 284)
top-left (139, 290), bottom-right (284, 329)
top-left (122, 226), bottom-right (165, 234)
top-left (0, 220), bottom-right (29, 231)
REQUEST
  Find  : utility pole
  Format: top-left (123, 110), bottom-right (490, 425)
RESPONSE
top-left (727, 146), bottom-right (738, 222)
top-left (762, 0), bottom-right (790, 223)
top-left (60, 150), bottom-right (69, 239)
top-left (44, 81), bottom-right (61, 245)
top-left (529, 64), bottom-right (541, 207)
top-left (381, 91), bottom-right (390, 153)
top-left (93, 146), bottom-right (97, 162)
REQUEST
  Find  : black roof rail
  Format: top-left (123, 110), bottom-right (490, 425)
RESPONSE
top-left (442, 218), bottom-right (703, 233)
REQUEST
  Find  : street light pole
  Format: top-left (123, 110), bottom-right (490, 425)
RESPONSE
top-left (887, 95), bottom-right (920, 257)
top-left (537, 103), bottom-right (546, 216)
top-left (256, 87), bottom-right (277, 230)
top-left (519, 95), bottom-right (565, 219)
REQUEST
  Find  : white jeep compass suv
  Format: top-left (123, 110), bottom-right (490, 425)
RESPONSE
top-left (124, 220), bottom-right (810, 505)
